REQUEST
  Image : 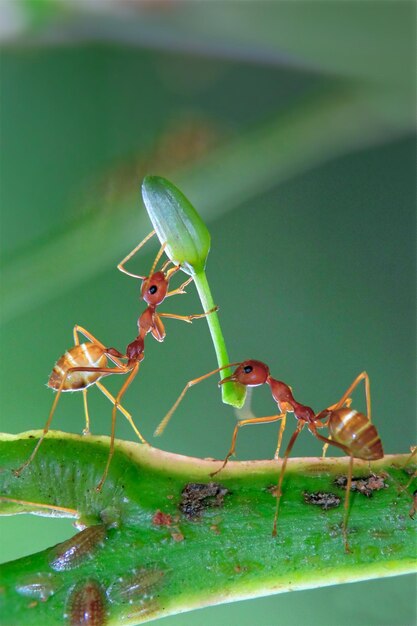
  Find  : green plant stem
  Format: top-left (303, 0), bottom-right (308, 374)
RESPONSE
top-left (141, 175), bottom-right (244, 408)
top-left (193, 270), bottom-right (245, 407)
top-left (0, 431), bottom-right (416, 626)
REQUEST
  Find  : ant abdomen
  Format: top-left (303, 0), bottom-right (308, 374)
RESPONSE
top-left (328, 408), bottom-right (384, 460)
top-left (48, 343), bottom-right (107, 391)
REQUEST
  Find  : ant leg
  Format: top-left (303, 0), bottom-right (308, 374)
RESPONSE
top-left (0, 496), bottom-right (78, 518)
top-left (272, 422), bottom-right (304, 537)
top-left (117, 230), bottom-right (156, 279)
top-left (149, 315), bottom-right (166, 342)
top-left (318, 373), bottom-right (371, 458)
top-left (308, 425), bottom-right (350, 456)
top-left (158, 306), bottom-right (218, 324)
top-left (164, 264), bottom-right (181, 279)
top-left (321, 439), bottom-right (330, 459)
top-left (13, 365), bottom-right (128, 477)
top-left (210, 413), bottom-right (286, 477)
top-left (14, 373), bottom-right (73, 476)
top-left (95, 381), bottom-right (147, 444)
top-left (72, 325), bottom-right (126, 434)
top-left (73, 326), bottom-right (93, 435)
top-left (149, 242), bottom-right (167, 276)
top-left (166, 276), bottom-right (193, 298)
top-left (403, 446), bottom-right (417, 469)
top-left (73, 325), bottom-right (126, 368)
top-left (343, 456), bottom-right (354, 553)
top-left (82, 390), bottom-right (91, 435)
top-left (274, 413), bottom-right (287, 460)
top-left (324, 397), bottom-right (352, 413)
top-left (96, 363), bottom-right (140, 492)
top-left (154, 363), bottom-right (241, 436)
top-left (160, 258), bottom-right (175, 273)
top-left (329, 372), bottom-right (371, 421)
top-left (400, 447), bottom-right (417, 492)
top-left (321, 399), bottom-right (353, 458)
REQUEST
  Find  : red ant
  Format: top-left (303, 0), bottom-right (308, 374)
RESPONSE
top-left (118, 230), bottom-right (215, 341)
top-left (13, 326), bottom-right (146, 491)
top-left (14, 232), bottom-right (215, 490)
top-left (155, 359), bottom-right (383, 551)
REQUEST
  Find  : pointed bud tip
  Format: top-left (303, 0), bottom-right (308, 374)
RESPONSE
top-left (141, 176), bottom-right (210, 275)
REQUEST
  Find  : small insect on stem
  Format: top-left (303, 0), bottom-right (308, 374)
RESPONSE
top-left (66, 579), bottom-right (107, 626)
top-left (49, 525), bottom-right (107, 571)
top-left (16, 572), bottom-right (60, 602)
top-left (157, 360), bottom-right (383, 552)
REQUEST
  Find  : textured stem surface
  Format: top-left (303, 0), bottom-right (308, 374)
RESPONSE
top-left (0, 431), bottom-right (415, 626)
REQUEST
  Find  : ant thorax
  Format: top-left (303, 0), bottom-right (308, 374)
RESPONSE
top-left (138, 307), bottom-right (155, 334)
top-left (269, 379), bottom-right (297, 410)
top-left (269, 378), bottom-right (315, 422)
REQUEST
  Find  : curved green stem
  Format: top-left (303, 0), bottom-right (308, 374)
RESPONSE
top-left (141, 175), bottom-right (245, 408)
top-left (193, 270), bottom-right (245, 407)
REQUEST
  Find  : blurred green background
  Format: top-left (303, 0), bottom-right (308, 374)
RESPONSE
top-left (0, 2), bottom-right (415, 625)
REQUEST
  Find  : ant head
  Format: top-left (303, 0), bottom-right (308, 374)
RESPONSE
top-left (220, 360), bottom-right (270, 387)
top-left (141, 271), bottom-right (168, 305)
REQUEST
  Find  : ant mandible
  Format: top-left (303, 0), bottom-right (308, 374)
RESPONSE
top-left (14, 232), bottom-right (216, 490)
top-left (155, 359), bottom-right (383, 551)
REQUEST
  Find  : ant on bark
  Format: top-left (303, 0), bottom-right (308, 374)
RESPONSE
top-left (14, 231), bottom-right (215, 490)
top-left (156, 359), bottom-right (383, 551)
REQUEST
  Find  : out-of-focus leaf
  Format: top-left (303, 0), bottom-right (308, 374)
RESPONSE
top-left (0, 86), bottom-right (412, 325)
top-left (9, 2), bottom-right (414, 95)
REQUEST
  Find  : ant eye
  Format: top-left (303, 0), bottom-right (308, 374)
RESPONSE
top-left (243, 365), bottom-right (253, 374)
top-left (149, 285), bottom-right (158, 295)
